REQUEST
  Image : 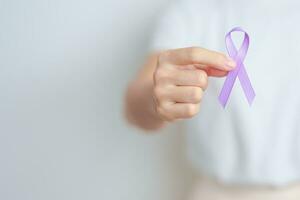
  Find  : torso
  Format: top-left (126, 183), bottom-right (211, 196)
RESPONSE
top-left (182, 0), bottom-right (300, 186)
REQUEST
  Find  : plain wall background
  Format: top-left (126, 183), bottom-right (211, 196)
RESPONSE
top-left (0, 0), bottom-right (195, 199)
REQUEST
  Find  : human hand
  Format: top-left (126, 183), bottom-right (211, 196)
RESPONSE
top-left (153, 47), bottom-right (236, 121)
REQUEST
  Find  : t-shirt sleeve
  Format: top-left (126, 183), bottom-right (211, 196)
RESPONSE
top-left (149, 0), bottom-right (221, 53)
top-left (149, 1), bottom-right (191, 52)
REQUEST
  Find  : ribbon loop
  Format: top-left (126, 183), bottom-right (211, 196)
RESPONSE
top-left (218, 27), bottom-right (255, 108)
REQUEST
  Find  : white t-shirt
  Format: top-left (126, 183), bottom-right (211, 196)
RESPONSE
top-left (151, 0), bottom-right (300, 186)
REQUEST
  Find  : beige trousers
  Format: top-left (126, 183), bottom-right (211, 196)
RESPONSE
top-left (188, 175), bottom-right (300, 200)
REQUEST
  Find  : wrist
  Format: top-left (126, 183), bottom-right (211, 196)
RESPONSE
top-left (126, 80), bottom-right (166, 131)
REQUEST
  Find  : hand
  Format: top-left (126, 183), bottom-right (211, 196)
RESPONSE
top-left (153, 47), bottom-right (236, 121)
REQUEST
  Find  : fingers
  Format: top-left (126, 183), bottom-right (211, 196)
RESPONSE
top-left (176, 64), bottom-right (228, 77)
top-left (154, 66), bottom-right (208, 89)
top-left (159, 47), bottom-right (236, 71)
top-left (153, 46), bottom-right (233, 122)
top-left (173, 69), bottom-right (208, 89)
top-left (156, 103), bottom-right (200, 121)
top-left (154, 85), bottom-right (203, 121)
top-left (159, 86), bottom-right (203, 104)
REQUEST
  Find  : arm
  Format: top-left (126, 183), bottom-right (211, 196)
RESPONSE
top-left (125, 53), bottom-right (164, 131)
top-left (125, 47), bottom-right (236, 131)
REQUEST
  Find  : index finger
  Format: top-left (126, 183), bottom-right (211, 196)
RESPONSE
top-left (162, 47), bottom-right (236, 71)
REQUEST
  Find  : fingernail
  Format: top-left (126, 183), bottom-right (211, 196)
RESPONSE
top-left (226, 57), bottom-right (236, 68)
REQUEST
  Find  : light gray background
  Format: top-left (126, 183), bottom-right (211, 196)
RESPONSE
top-left (0, 0), bottom-right (194, 199)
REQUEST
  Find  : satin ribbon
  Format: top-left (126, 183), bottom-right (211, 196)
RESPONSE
top-left (218, 27), bottom-right (255, 108)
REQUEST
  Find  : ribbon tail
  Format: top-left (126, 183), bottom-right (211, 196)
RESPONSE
top-left (238, 65), bottom-right (256, 105)
top-left (218, 70), bottom-right (239, 108)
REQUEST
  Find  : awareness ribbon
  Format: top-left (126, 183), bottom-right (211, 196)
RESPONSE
top-left (218, 27), bottom-right (255, 108)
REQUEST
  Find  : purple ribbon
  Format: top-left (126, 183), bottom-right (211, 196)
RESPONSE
top-left (218, 27), bottom-right (255, 108)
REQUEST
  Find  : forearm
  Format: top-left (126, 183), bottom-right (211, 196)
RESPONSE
top-left (125, 53), bottom-right (166, 131)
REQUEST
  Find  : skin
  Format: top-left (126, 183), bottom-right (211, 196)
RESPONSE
top-left (125, 47), bottom-right (236, 131)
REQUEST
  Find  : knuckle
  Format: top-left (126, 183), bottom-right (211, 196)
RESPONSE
top-left (154, 66), bottom-right (175, 85)
top-left (185, 104), bottom-right (197, 118)
top-left (157, 105), bottom-right (173, 122)
top-left (154, 68), bottom-right (168, 81)
top-left (189, 88), bottom-right (202, 102)
top-left (153, 86), bottom-right (165, 100)
top-left (197, 71), bottom-right (208, 89)
top-left (188, 47), bottom-right (199, 61)
top-left (156, 106), bottom-right (166, 119)
top-left (156, 106), bottom-right (164, 117)
top-left (158, 51), bottom-right (170, 63)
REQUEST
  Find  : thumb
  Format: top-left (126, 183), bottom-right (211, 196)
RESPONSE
top-left (193, 64), bottom-right (235, 77)
top-left (205, 68), bottom-right (229, 77)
